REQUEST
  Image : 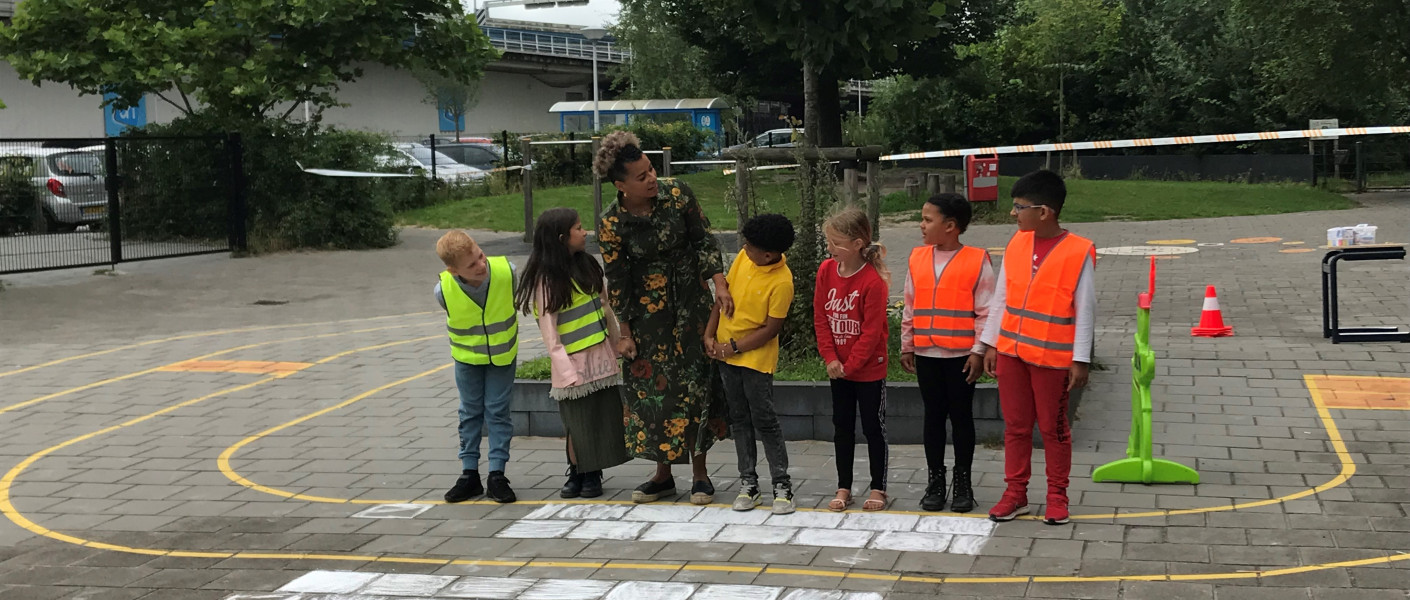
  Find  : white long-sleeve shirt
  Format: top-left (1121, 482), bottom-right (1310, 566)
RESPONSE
top-left (901, 246), bottom-right (997, 358)
top-left (978, 252), bottom-right (1096, 365)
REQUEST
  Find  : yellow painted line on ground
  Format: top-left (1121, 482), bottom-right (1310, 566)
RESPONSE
top-left (1144, 239), bottom-right (1196, 245)
top-left (217, 366), bottom-right (1359, 523)
top-left (4, 346), bottom-right (1407, 584)
top-left (0, 321), bottom-right (439, 416)
top-left (159, 360), bottom-right (315, 375)
top-left (1230, 237), bottom-right (1283, 244)
top-left (0, 311), bottom-right (436, 379)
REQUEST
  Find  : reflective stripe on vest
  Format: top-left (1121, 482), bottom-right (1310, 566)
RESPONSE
top-left (996, 231), bottom-right (1092, 368)
top-left (908, 244), bottom-right (985, 351)
top-left (555, 287), bottom-right (608, 354)
top-left (442, 257), bottom-right (519, 366)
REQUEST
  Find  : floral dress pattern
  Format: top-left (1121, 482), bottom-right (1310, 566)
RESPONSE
top-left (598, 178), bottom-right (728, 464)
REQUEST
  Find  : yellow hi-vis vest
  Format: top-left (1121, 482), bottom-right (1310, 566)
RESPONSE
top-left (442, 257), bottom-right (518, 366)
top-left (552, 284), bottom-right (608, 354)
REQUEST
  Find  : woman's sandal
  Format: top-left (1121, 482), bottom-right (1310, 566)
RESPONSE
top-left (862, 489), bottom-right (888, 512)
top-left (827, 488), bottom-right (853, 512)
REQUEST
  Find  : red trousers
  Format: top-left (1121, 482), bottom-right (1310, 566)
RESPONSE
top-left (997, 353), bottom-right (1072, 497)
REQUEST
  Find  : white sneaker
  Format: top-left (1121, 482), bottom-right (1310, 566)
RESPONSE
top-left (732, 484), bottom-right (762, 511)
top-left (772, 483), bottom-right (796, 515)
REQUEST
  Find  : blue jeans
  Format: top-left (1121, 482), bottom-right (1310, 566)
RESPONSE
top-left (454, 359), bottom-right (516, 473)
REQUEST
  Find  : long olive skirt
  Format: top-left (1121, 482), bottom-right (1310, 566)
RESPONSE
top-left (559, 385), bottom-right (632, 472)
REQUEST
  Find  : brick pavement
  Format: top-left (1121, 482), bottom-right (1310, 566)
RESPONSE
top-left (0, 193), bottom-right (1407, 598)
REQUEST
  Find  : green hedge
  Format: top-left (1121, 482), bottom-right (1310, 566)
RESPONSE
top-left (0, 170), bottom-right (40, 236)
top-left (124, 115), bottom-right (429, 252)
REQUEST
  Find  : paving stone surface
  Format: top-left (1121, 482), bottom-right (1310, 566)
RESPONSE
top-left (1, 195), bottom-right (1409, 597)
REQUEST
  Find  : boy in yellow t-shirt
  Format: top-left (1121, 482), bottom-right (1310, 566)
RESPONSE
top-left (705, 213), bottom-right (796, 515)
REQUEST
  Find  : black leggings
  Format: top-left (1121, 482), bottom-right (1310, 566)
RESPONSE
top-left (830, 378), bottom-right (888, 491)
top-left (916, 355), bottom-right (977, 472)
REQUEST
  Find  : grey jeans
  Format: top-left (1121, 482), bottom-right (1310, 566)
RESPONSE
top-left (719, 363), bottom-right (790, 489)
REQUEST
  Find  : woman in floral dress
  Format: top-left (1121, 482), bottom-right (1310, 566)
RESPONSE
top-left (593, 131), bottom-right (733, 505)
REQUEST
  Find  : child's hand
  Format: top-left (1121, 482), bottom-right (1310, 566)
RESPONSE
top-left (964, 353), bottom-right (984, 384)
top-left (1068, 362), bottom-right (1089, 391)
top-left (704, 339), bottom-right (718, 359)
top-left (826, 360), bottom-right (846, 379)
top-left (983, 347), bottom-right (998, 377)
top-left (900, 352), bottom-right (916, 374)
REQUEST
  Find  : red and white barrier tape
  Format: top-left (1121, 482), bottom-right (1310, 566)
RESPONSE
top-left (879, 126), bottom-right (1410, 162)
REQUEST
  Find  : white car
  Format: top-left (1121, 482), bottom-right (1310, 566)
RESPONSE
top-left (389, 143), bottom-right (486, 182)
top-left (726, 128), bottom-right (804, 153)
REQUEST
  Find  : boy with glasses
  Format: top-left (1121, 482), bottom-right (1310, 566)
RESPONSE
top-left (978, 170), bottom-right (1096, 525)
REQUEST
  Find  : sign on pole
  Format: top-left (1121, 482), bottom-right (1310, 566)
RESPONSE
top-left (1310, 118), bottom-right (1340, 140)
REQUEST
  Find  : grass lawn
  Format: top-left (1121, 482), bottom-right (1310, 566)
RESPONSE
top-left (973, 176), bottom-right (1354, 224)
top-left (401, 169), bottom-right (1355, 233)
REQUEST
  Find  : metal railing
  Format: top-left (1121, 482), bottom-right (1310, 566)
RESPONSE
top-left (483, 27), bottom-right (629, 62)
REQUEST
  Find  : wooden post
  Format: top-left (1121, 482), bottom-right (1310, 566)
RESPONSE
top-left (906, 179), bottom-right (921, 203)
top-left (866, 159), bottom-right (882, 241)
top-left (943, 174), bottom-right (957, 194)
top-left (521, 137), bottom-right (533, 243)
top-left (844, 168), bottom-right (859, 206)
top-left (591, 137), bottom-right (603, 222)
top-left (734, 160), bottom-right (749, 251)
top-left (927, 173), bottom-right (940, 196)
top-left (662, 146), bottom-right (672, 178)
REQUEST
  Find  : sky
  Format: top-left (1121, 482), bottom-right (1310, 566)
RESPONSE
top-left (462, 0), bottom-right (621, 28)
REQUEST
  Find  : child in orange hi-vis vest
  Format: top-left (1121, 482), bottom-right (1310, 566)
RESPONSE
top-left (979, 170), bottom-right (1096, 526)
top-left (901, 193), bottom-right (995, 514)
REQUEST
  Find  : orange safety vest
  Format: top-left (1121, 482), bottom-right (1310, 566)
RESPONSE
top-left (997, 231), bottom-right (1094, 368)
top-left (909, 245), bottom-right (988, 351)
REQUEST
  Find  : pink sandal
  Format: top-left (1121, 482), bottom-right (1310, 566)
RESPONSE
top-left (862, 489), bottom-right (888, 512)
top-left (828, 488), bottom-right (853, 512)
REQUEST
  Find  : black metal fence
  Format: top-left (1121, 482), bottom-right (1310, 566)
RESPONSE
top-left (0, 135), bottom-right (244, 275)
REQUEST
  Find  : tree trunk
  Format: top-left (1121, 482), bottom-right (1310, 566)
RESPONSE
top-left (802, 57), bottom-right (844, 148)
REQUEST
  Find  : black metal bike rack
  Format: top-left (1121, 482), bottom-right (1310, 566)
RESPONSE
top-left (1322, 245), bottom-right (1410, 343)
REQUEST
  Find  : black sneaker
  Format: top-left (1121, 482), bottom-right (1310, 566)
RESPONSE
top-left (560, 465), bottom-right (583, 499)
top-left (632, 477), bottom-right (676, 503)
top-left (690, 478), bottom-right (715, 505)
top-left (486, 471), bottom-right (516, 503)
top-left (920, 467), bottom-right (947, 512)
top-left (580, 471), bottom-right (604, 498)
top-left (444, 469), bottom-right (483, 503)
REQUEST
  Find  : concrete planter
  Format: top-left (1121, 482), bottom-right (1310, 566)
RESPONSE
top-left (510, 379), bottom-right (1082, 446)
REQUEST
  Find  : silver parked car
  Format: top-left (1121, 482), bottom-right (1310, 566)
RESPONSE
top-left (392, 143), bottom-right (486, 182)
top-left (0, 147), bottom-right (107, 232)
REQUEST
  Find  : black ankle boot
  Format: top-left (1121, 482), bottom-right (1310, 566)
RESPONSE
top-left (950, 467), bottom-right (975, 513)
top-left (560, 465), bottom-right (584, 499)
top-left (920, 466), bottom-right (947, 511)
top-left (580, 470), bottom-right (603, 498)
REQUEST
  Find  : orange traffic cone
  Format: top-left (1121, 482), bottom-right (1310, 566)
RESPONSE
top-left (1191, 285), bottom-right (1233, 337)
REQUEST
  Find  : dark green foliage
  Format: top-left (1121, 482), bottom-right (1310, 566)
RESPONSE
top-left (124, 114), bottom-right (424, 252)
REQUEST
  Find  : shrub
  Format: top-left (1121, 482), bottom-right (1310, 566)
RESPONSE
top-left (124, 114), bottom-right (420, 252)
top-left (0, 168), bottom-right (40, 236)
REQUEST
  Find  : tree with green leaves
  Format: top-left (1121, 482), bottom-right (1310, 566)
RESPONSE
top-left (738, 0), bottom-right (965, 147)
top-left (416, 67), bottom-right (481, 141)
top-left (609, 0), bottom-right (718, 100)
top-left (0, 0), bottom-right (499, 123)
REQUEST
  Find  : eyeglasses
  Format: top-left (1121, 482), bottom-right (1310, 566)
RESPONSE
top-left (1012, 202), bottom-right (1044, 212)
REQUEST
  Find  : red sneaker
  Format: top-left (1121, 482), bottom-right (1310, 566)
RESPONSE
top-left (1044, 493), bottom-right (1070, 525)
top-left (987, 491), bottom-right (1029, 522)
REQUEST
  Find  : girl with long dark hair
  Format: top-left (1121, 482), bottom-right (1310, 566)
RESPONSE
top-left (516, 207), bottom-right (631, 498)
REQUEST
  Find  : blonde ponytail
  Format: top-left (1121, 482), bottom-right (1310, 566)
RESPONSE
top-left (825, 208), bottom-right (891, 287)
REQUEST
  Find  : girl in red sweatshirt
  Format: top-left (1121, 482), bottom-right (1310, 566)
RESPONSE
top-left (814, 208), bottom-right (891, 512)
